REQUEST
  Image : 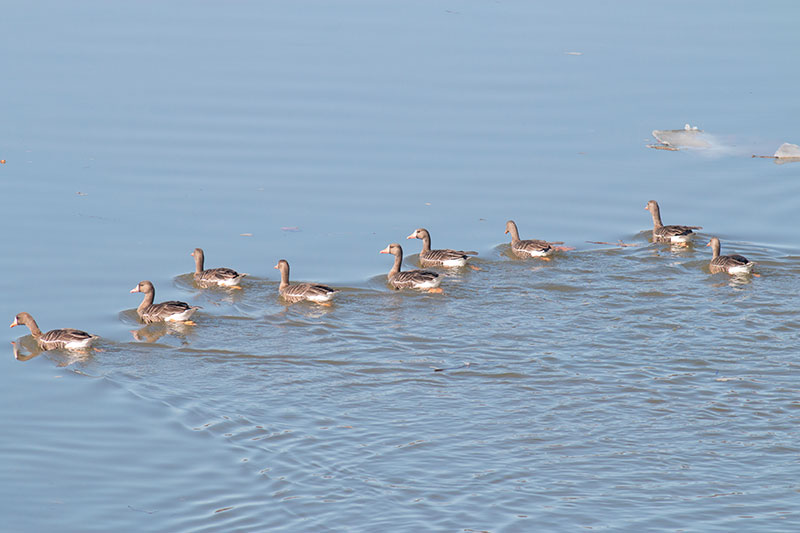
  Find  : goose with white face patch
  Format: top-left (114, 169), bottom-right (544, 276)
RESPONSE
top-left (10, 312), bottom-right (97, 350)
top-left (406, 228), bottom-right (477, 267)
top-left (130, 280), bottom-right (200, 324)
top-left (707, 237), bottom-right (754, 275)
top-left (380, 243), bottom-right (442, 291)
top-left (645, 200), bottom-right (702, 244)
top-left (274, 259), bottom-right (337, 304)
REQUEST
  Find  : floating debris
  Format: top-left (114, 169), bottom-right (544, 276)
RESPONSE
top-left (433, 362), bottom-right (471, 372)
top-left (281, 226), bottom-right (300, 232)
top-left (647, 144), bottom-right (679, 151)
top-left (128, 505), bottom-right (158, 514)
top-left (775, 142), bottom-right (800, 158)
top-left (650, 124), bottom-right (711, 149)
top-left (587, 240), bottom-right (638, 248)
top-left (753, 142), bottom-right (800, 164)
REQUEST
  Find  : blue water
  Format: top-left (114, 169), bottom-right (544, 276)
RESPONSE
top-left (2, 1), bottom-right (799, 531)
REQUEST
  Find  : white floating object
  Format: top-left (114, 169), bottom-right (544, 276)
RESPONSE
top-left (652, 126), bottom-right (711, 148)
top-left (774, 142), bottom-right (800, 158)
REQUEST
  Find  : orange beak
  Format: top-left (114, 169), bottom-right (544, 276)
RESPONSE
top-left (705, 242), bottom-right (711, 247)
top-left (406, 232), bottom-right (416, 240)
top-left (380, 246), bottom-right (391, 254)
top-left (9, 318), bottom-right (17, 328)
top-left (130, 286), bottom-right (140, 293)
top-left (504, 229), bottom-right (509, 234)
top-left (273, 264), bottom-right (279, 269)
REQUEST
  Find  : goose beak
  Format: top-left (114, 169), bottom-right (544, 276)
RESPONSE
top-left (504, 229), bottom-right (509, 234)
top-left (380, 246), bottom-right (391, 254)
top-left (406, 232), bottom-right (416, 240)
top-left (9, 318), bottom-right (17, 328)
top-left (273, 264), bottom-right (279, 269)
top-left (705, 242), bottom-right (711, 247)
top-left (130, 286), bottom-right (140, 293)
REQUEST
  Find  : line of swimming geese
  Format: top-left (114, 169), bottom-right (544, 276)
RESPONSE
top-left (10, 200), bottom-right (756, 353)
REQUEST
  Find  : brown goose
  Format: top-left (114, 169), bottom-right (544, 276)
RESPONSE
top-left (130, 280), bottom-right (200, 324)
top-left (645, 200), bottom-right (702, 243)
top-left (380, 243), bottom-right (441, 291)
top-left (10, 312), bottom-right (97, 350)
top-left (504, 220), bottom-right (554, 258)
top-left (274, 259), bottom-right (337, 303)
top-left (707, 237), bottom-right (754, 275)
top-left (191, 248), bottom-right (247, 288)
top-left (406, 228), bottom-right (477, 267)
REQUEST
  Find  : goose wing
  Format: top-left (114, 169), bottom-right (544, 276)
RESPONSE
top-left (656, 224), bottom-right (701, 237)
top-left (713, 254), bottom-right (751, 269)
top-left (516, 239), bottom-right (552, 254)
top-left (391, 269), bottom-right (439, 288)
top-left (282, 283), bottom-right (336, 299)
top-left (196, 267), bottom-right (243, 282)
top-left (727, 254), bottom-right (751, 265)
top-left (422, 248), bottom-right (477, 263)
top-left (40, 328), bottom-right (94, 345)
top-left (142, 301), bottom-right (197, 320)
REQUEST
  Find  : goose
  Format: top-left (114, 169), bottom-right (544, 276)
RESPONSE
top-left (645, 200), bottom-right (702, 243)
top-left (130, 280), bottom-right (200, 324)
top-left (504, 220), bottom-right (554, 258)
top-left (191, 248), bottom-right (246, 288)
top-left (707, 237), bottom-right (754, 275)
top-left (380, 243), bottom-right (441, 291)
top-left (10, 312), bottom-right (97, 350)
top-left (274, 259), bottom-right (337, 303)
top-left (406, 228), bottom-right (477, 267)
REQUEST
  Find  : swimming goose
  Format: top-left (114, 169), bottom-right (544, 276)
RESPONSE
top-left (707, 237), bottom-right (754, 275)
top-left (380, 243), bottom-right (441, 291)
top-left (130, 280), bottom-right (200, 323)
top-left (504, 220), bottom-right (554, 257)
top-left (645, 200), bottom-right (702, 243)
top-left (406, 228), bottom-right (477, 267)
top-left (10, 312), bottom-right (97, 350)
top-left (191, 248), bottom-right (246, 288)
top-left (274, 259), bottom-right (337, 303)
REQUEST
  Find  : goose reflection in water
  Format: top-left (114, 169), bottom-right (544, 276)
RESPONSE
top-left (10, 340), bottom-right (92, 367)
top-left (130, 322), bottom-right (193, 345)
